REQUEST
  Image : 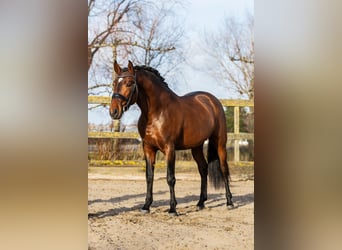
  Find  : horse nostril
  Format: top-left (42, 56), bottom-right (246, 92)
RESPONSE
top-left (110, 108), bottom-right (118, 118)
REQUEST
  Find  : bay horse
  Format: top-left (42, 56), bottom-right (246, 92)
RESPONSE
top-left (109, 60), bottom-right (234, 215)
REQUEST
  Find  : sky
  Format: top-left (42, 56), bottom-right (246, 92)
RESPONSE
top-left (181, 0), bottom-right (253, 97)
top-left (88, 0), bottom-right (254, 125)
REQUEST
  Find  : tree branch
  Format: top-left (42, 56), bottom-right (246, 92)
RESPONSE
top-left (88, 83), bottom-right (112, 91)
top-left (89, 42), bottom-right (175, 52)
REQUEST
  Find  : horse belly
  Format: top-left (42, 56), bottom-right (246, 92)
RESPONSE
top-left (176, 119), bottom-right (213, 149)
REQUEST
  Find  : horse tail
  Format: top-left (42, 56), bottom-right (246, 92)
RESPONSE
top-left (207, 139), bottom-right (226, 189)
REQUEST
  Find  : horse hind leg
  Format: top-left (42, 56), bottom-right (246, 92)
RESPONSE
top-left (216, 138), bottom-right (234, 209)
top-left (191, 145), bottom-right (208, 210)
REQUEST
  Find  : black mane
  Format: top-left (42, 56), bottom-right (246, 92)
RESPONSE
top-left (122, 65), bottom-right (169, 89)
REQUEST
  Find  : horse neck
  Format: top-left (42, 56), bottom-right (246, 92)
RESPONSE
top-left (136, 73), bottom-right (177, 116)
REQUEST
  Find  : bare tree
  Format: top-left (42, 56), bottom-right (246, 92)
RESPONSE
top-left (88, 0), bottom-right (186, 97)
top-left (127, 1), bottom-right (186, 77)
top-left (88, 0), bottom-right (142, 71)
top-left (201, 13), bottom-right (254, 160)
top-left (202, 13), bottom-right (254, 100)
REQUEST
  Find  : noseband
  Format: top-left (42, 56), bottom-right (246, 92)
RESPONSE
top-left (112, 74), bottom-right (138, 112)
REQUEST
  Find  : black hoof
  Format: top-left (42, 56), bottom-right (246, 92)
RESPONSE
top-left (196, 205), bottom-right (205, 211)
top-left (168, 209), bottom-right (178, 216)
top-left (168, 211), bottom-right (178, 217)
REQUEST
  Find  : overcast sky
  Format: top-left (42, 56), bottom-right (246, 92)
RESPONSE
top-left (88, 0), bottom-right (254, 125)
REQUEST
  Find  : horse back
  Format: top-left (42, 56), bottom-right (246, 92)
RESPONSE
top-left (181, 91), bottom-right (225, 121)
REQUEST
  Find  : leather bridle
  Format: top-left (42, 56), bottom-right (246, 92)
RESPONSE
top-left (112, 74), bottom-right (138, 112)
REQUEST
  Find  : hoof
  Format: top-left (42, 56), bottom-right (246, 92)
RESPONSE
top-left (169, 209), bottom-right (178, 217)
top-left (168, 210), bottom-right (178, 217)
top-left (227, 204), bottom-right (235, 210)
top-left (196, 205), bottom-right (205, 211)
top-left (140, 208), bottom-right (150, 214)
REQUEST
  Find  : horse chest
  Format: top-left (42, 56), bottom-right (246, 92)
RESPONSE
top-left (144, 131), bottom-right (162, 148)
top-left (142, 115), bottom-right (172, 149)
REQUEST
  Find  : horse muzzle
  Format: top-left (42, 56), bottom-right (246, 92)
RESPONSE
top-left (109, 107), bottom-right (123, 120)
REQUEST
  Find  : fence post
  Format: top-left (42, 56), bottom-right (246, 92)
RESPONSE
top-left (112, 120), bottom-right (120, 160)
top-left (234, 106), bottom-right (240, 162)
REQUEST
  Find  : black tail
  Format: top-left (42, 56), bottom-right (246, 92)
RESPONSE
top-left (207, 140), bottom-right (226, 189)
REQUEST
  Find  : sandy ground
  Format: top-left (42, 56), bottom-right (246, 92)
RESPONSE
top-left (88, 166), bottom-right (254, 249)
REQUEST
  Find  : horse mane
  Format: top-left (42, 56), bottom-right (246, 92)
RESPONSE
top-left (122, 65), bottom-right (169, 89)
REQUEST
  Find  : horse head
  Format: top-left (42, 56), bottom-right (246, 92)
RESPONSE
top-left (109, 60), bottom-right (138, 119)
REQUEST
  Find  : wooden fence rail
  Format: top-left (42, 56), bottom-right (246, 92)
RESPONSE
top-left (88, 96), bottom-right (254, 166)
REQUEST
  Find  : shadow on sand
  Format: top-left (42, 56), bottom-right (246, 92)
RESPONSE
top-left (88, 191), bottom-right (253, 219)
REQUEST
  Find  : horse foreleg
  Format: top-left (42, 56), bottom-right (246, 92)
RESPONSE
top-left (165, 145), bottom-right (177, 216)
top-left (141, 145), bottom-right (156, 213)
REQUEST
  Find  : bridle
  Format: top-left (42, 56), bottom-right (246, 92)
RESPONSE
top-left (112, 74), bottom-right (138, 112)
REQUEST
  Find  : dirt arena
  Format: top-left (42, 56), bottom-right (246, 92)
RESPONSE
top-left (88, 166), bottom-right (254, 249)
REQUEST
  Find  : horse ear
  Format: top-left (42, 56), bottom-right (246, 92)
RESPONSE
top-left (114, 60), bottom-right (122, 74)
top-left (128, 60), bottom-right (134, 73)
